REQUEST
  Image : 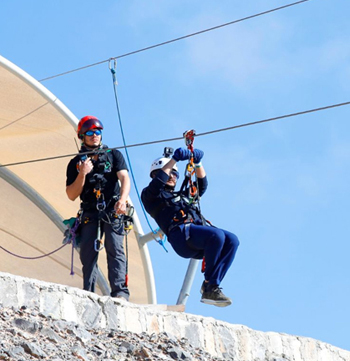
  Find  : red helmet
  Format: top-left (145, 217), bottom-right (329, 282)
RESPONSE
top-left (77, 116), bottom-right (104, 139)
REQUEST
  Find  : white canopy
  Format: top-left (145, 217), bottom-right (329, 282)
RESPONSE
top-left (0, 55), bottom-right (155, 304)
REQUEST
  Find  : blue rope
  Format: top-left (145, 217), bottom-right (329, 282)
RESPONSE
top-left (109, 62), bottom-right (168, 252)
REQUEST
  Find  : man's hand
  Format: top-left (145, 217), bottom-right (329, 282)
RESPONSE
top-left (78, 158), bottom-right (93, 175)
top-left (172, 148), bottom-right (191, 162)
top-left (66, 158), bottom-right (93, 201)
top-left (116, 169), bottom-right (130, 214)
top-left (114, 199), bottom-right (127, 214)
top-left (193, 149), bottom-right (204, 164)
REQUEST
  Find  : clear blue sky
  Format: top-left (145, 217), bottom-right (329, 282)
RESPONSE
top-left (2, 0), bottom-right (350, 351)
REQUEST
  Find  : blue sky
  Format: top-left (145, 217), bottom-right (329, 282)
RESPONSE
top-left (2, 0), bottom-right (350, 351)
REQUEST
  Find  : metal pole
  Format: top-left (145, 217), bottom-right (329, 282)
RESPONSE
top-left (176, 258), bottom-right (200, 305)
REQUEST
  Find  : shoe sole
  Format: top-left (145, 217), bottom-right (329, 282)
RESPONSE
top-left (200, 298), bottom-right (232, 307)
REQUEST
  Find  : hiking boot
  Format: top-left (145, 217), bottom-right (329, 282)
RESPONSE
top-left (200, 281), bottom-right (207, 294)
top-left (200, 285), bottom-right (232, 307)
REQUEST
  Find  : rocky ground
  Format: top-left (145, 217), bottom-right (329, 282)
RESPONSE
top-left (0, 305), bottom-right (224, 361)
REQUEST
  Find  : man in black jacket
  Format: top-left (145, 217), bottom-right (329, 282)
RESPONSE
top-left (66, 115), bottom-right (130, 300)
top-left (142, 148), bottom-right (239, 307)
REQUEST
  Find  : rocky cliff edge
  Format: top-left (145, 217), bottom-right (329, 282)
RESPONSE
top-left (0, 272), bottom-right (349, 361)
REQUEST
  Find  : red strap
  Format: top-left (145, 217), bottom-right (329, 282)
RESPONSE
top-left (201, 257), bottom-right (206, 273)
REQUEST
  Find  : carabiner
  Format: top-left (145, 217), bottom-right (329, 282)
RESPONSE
top-left (109, 58), bottom-right (118, 84)
top-left (94, 239), bottom-right (104, 252)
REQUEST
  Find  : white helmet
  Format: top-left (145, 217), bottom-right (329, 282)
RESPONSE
top-left (150, 157), bottom-right (178, 177)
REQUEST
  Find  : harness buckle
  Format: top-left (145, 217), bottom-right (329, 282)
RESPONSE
top-left (173, 209), bottom-right (186, 222)
top-left (96, 200), bottom-right (106, 211)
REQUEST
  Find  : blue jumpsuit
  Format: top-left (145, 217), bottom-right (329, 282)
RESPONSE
top-left (141, 170), bottom-right (239, 287)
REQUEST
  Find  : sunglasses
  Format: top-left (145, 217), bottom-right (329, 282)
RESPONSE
top-left (85, 129), bottom-right (102, 136)
top-left (169, 170), bottom-right (179, 180)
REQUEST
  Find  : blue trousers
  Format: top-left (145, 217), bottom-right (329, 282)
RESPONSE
top-left (79, 211), bottom-right (129, 300)
top-left (168, 224), bottom-right (239, 286)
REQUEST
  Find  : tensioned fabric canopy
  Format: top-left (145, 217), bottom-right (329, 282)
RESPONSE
top-left (0, 55), bottom-right (155, 304)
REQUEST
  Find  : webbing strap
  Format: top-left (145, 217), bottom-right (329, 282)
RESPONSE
top-left (181, 129), bottom-right (199, 203)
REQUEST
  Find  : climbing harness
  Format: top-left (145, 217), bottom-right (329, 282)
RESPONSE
top-left (78, 147), bottom-right (120, 253)
top-left (77, 195), bottom-right (134, 286)
top-left (165, 130), bottom-right (204, 233)
top-left (81, 136), bottom-right (135, 286)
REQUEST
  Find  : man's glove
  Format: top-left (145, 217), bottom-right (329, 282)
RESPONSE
top-left (193, 149), bottom-right (204, 164)
top-left (172, 148), bottom-right (191, 162)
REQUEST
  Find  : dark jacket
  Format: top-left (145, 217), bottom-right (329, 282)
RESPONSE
top-left (141, 169), bottom-right (208, 235)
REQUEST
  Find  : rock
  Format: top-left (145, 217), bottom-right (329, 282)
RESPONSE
top-left (22, 342), bottom-right (47, 358)
top-left (40, 327), bottom-right (65, 343)
top-left (12, 318), bottom-right (39, 334)
top-left (0, 305), bottom-right (222, 361)
top-left (119, 340), bottom-right (135, 353)
top-left (6, 346), bottom-right (26, 359)
top-left (71, 326), bottom-right (92, 344)
top-left (168, 347), bottom-right (188, 360)
top-left (72, 344), bottom-right (90, 360)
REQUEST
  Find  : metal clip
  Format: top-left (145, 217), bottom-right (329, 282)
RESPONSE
top-left (96, 200), bottom-right (106, 211)
top-left (183, 129), bottom-right (196, 152)
top-left (94, 239), bottom-right (104, 252)
top-left (108, 58), bottom-right (118, 85)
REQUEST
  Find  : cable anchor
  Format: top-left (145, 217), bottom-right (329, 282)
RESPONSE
top-left (109, 58), bottom-right (118, 85)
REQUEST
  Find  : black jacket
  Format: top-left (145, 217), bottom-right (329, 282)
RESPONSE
top-left (141, 169), bottom-right (208, 235)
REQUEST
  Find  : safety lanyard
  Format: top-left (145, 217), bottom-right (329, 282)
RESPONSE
top-left (180, 129), bottom-right (199, 203)
top-left (93, 184), bottom-right (106, 252)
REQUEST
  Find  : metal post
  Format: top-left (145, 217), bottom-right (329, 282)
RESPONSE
top-left (176, 258), bottom-right (200, 305)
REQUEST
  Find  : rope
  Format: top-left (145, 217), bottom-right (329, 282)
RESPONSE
top-left (0, 243), bottom-right (68, 260)
top-left (1, 99), bottom-right (349, 169)
top-left (0, 102), bottom-right (50, 132)
top-left (38, 0), bottom-right (311, 82)
top-left (109, 61), bottom-right (168, 252)
top-left (0, 217), bottom-right (79, 276)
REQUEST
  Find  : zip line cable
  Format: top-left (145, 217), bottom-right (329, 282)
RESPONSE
top-left (109, 61), bottom-right (167, 250)
top-left (1, 100), bottom-right (349, 169)
top-left (39, 0), bottom-right (311, 83)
